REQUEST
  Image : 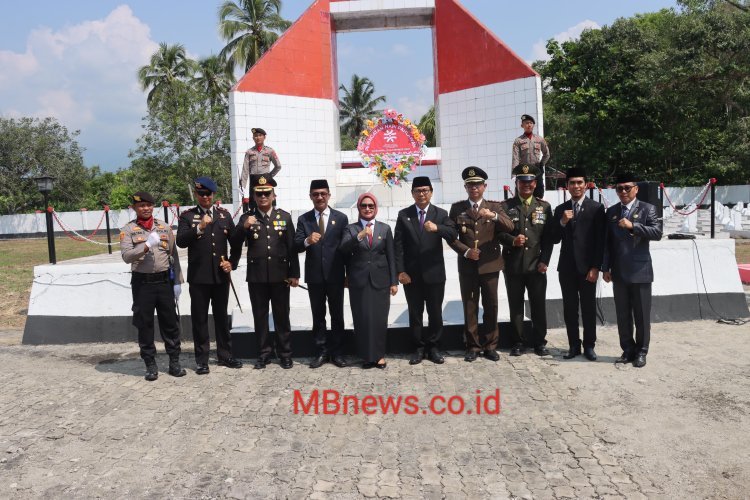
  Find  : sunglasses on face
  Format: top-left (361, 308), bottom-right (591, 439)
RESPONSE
top-left (359, 204), bottom-right (375, 209)
top-left (310, 191), bottom-right (329, 198)
top-left (616, 185), bottom-right (635, 193)
top-left (412, 188), bottom-right (432, 195)
top-left (254, 191), bottom-right (272, 198)
top-left (196, 190), bottom-right (212, 197)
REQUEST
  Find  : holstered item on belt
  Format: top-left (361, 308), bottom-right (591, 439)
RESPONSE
top-left (133, 271), bottom-right (169, 284)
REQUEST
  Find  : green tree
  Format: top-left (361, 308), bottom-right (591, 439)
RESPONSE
top-left (418, 105), bottom-right (436, 147)
top-left (0, 117), bottom-right (88, 214)
top-left (218, 0), bottom-right (292, 73)
top-left (194, 55), bottom-right (235, 107)
top-left (339, 74), bottom-right (386, 142)
top-left (137, 43), bottom-right (195, 108)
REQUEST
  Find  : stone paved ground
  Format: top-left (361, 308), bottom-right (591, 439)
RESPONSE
top-left (1, 320), bottom-right (749, 499)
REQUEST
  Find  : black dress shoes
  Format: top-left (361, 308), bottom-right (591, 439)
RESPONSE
top-left (427, 348), bottom-right (444, 364)
top-left (633, 353), bottom-right (647, 368)
top-left (464, 351), bottom-right (478, 362)
top-left (144, 362), bottom-right (158, 381)
top-left (362, 361), bottom-right (376, 369)
top-left (616, 351), bottom-right (636, 363)
top-left (280, 357), bottom-right (294, 369)
top-left (483, 350), bottom-right (500, 362)
top-left (196, 363), bottom-right (210, 375)
top-left (510, 343), bottom-right (525, 356)
top-left (254, 357), bottom-right (269, 370)
top-left (583, 347), bottom-right (597, 361)
top-left (409, 349), bottom-right (424, 365)
top-left (168, 358), bottom-right (186, 377)
top-left (309, 355), bottom-right (329, 369)
top-left (332, 355), bottom-right (348, 368)
top-left (563, 346), bottom-right (581, 359)
top-left (218, 358), bottom-right (243, 369)
top-left (534, 346), bottom-right (551, 356)
top-left (376, 361), bottom-right (387, 369)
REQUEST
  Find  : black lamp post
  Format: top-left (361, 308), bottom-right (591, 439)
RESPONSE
top-left (34, 175), bottom-right (56, 264)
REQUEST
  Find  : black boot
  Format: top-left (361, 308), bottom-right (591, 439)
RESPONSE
top-left (168, 357), bottom-right (186, 377)
top-left (144, 361), bottom-right (158, 381)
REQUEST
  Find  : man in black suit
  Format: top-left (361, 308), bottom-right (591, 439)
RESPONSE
top-left (550, 168), bottom-right (605, 361)
top-left (230, 174), bottom-right (300, 369)
top-left (294, 179), bottom-right (349, 368)
top-left (395, 176), bottom-right (457, 365)
top-left (602, 172), bottom-right (663, 368)
top-left (176, 177), bottom-right (243, 374)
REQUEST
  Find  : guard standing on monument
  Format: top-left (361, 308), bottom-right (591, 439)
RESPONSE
top-left (120, 191), bottom-right (186, 381)
top-left (511, 114), bottom-right (550, 198)
top-left (230, 174), bottom-right (300, 369)
top-left (499, 164), bottom-right (554, 357)
top-left (176, 177), bottom-right (243, 375)
top-left (239, 127), bottom-right (281, 211)
top-left (449, 167), bottom-right (514, 362)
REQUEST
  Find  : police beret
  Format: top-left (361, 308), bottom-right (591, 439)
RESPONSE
top-left (565, 167), bottom-right (587, 180)
top-left (251, 174), bottom-right (276, 192)
top-left (411, 176), bottom-right (432, 190)
top-left (194, 176), bottom-right (217, 193)
top-left (462, 167), bottom-right (488, 184)
top-left (251, 127), bottom-right (267, 136)
top-left (309, 179), bottom-right (329, 191)
top-left (512, 164), bottom-right (541, 181)
top-left (521, 114), bottom-right (535, 124)
top-left (131, 191), bottom-right (155, 204)
top-left (615, 172), bottom-right (638, 184)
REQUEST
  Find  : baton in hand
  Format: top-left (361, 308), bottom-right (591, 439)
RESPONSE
top-left (285, 279), bottom-right (308, 290)
top-left (221, 256), bottom-right (243, 313)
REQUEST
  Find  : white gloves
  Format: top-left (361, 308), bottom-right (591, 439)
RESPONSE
top-left (173, 284), bottom-right (181, 299)
top-left (145, 231), bottom-right (161, 249)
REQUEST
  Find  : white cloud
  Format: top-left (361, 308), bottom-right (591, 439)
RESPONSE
top-left (0, 5), bottom-right (159, 169)
top-left (391, 43), bottom-right (411, 56)
top-left (530, 19), bottom-right (600, 63)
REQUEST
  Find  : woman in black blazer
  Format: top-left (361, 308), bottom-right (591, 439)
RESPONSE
top-left (339, 193), bottom-right (398, 368)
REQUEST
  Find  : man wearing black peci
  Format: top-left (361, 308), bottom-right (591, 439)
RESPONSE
top-left (176, 177), bottom-right (243, 374)
top-left (395, 176), bottom-right (457, 365)
top-left (294, 179), bottom-right (349, 368)
top-left (550, 168), bottom-right (605, 361)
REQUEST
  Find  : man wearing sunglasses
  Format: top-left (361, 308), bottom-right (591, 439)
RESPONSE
top-left (602, 173), bottom-right (662, 368)
top-left (176, 177), bottom-right (243, 375)
top-left (294, 179), bottom-right (349, 369)
top-left (231, 174), bottom-right (300, 369)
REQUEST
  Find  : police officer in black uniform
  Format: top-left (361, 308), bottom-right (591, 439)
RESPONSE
top-left (176, 177), bottom-right (243, 374)
top-left (230, 174), bottom-right (300, 369)
top-left (499, 164), bottom-right (554, 356)
top-left (120, 191), bottom-right (186, 381)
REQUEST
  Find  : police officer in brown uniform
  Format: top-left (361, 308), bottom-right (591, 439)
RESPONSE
top-left (239, 127), bottom-right (281, 211)
top-left (512, 114), bottom-right (550, 198)
top-left (230, 174), bottom-right (300, 369)
top-left (449, 167), bottom-right (514, 362)
top-left (499, 164), bottom-right (554, 356)
top-left (120, 191), bottom-right (186, 381)
top-left (176, 177), bottom-right (243, 375)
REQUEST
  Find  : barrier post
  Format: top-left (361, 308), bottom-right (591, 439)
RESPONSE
top-left (162, 200), bottom-right (169, 225)
top-left (710, 178), bottom-right (717, 239)
top-left (503, 185), bottom-right (509, 200)
top-left (104, 205), bottom-right (112, 254)
top-left (45, 203), bottom-right (57, 264)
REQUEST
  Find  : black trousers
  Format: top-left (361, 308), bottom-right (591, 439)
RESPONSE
top-left (404, 278), bottom-right (445, 350)
top-left (189, 282), bottom-right (231, 364)
top-left (459, 271), bottom-right (499, 352)
top-left (505, 271), bottom-right (547, 347)
top-left (308, 282), bottom-right (345, 357)
top-left (248, 282), bottom-right (292, 359)
top-left (558, 271), bottom-right (597, 349)
top-left (613, 281), bottom-right (652, 354)
top-left (534, 167), bottom-right (545, 198)
top-left (131, 273), bottom-right (181, 362)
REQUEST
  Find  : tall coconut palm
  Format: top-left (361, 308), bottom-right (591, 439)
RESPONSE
top-left (218, 0), bottom-right (292, 73)
top-left (193, 55), bottom-right (235, 106)
top-left (339, 75), bottom-right (386, 139)
top-left (418, 105), bottom-right (436, 147)
top-left (138, 43), bottom-right (195, 107)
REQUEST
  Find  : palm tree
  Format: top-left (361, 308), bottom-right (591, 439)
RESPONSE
top-left (193, 55), bottom-right (235, 106)
top-left (137, 43), bottom-right (195, 107)
top-left (218, 0), bottom-right (292, 73)
top-left (339, 75), bottom-right (386, 139)
top-left (418, 105), bottom-right (436, 147)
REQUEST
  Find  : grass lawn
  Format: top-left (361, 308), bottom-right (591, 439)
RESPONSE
top-left (0, 236), bottom-right (112, 329)
top-left (736, 241), bottom-right (750, 264)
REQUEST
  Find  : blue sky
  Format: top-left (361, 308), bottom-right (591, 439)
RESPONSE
top-left (0, 0), bottom-right (678, 171)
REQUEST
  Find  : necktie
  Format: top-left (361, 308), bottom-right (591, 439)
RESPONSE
top-left (472, 203), bottom-right (479, 214)
top-left (366, 222), bottom-right (373, 247)
top-left (419, 210), bottom-right (425, 231)
top-left (622, 205), bottom-right (630, 219)
top-left (318, 211), bottom-right (326, 237)
top-left (574, 202), bottom-right (580, 218)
